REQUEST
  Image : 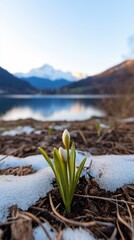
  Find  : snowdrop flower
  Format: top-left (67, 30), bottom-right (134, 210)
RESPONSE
top-left (38, 129), bottom-right (86, 213)
top-left (62, 129), bottom-right (70, 150)
top-left (59, 147), bottom-right (67, 162)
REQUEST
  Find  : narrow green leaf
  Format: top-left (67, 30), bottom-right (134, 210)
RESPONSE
top-left (69, 142), bottom-right (76, 185)
top-left (70, 157), bottom-right (87, 202)
top-left (53, 148), bottom-right (62, 175)
top-left (38, 147), bottom-right (55, 172)
top-left (53, 148), bottom-right (69, 205)
top-left (39, 147), bottom-right (67, 206)
top-left (74, 157), bottom-right (86, 187)
top-left (38, 147), bottom-right (66, 203)
top-left (54, 170), bottom-right (66, 206)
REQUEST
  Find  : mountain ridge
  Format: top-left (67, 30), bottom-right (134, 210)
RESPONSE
top-left (55, 60), bottom-right (134, 94)
top-left (0, 67), bottom-right (37, 94)
top-left (21, 76), bottom-right (71, 90)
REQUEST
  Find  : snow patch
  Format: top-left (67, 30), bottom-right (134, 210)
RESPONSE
top-left (77, 152), bottom-right (134, 191)
top-left (90, 155), bottom-right (134, 191)
top-left (1, 126), bottom-right (41, 136)
top-left (33, 224), bottom-right (96, 240)
top-left (49, 124), bottom-right (70, 131)
top-left (63, 228), bottom-right (96, 240)
top-left (33, 223), bottom-right (56, 240)
top-left (0, 168), bottom-right (54, 222)
top-left (0, 154), bottom-right (48, 171)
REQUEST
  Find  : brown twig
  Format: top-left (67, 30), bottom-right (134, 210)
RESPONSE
top-left (108, 227), bottom-right (117, 240)
top-left (75, 193), bottom-right (134, 205)
top-left (19, 211), bottom-right (53, 240)
top-left (116, 201), bottom-right (134, 237)
top-left (49, 193), bottom-right (114, 228)
top-left (117, 219), bottom-right (125, 240)
top-left (30, 206), bottom-right (66, 225)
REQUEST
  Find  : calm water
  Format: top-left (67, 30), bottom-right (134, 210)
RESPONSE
top-left (0, 95), bottom-right (106, 121)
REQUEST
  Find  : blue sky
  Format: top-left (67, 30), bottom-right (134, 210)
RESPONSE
top-left (0, 0), bottom-right (134, 76)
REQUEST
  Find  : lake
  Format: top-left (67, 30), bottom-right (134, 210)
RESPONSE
top-left (0, 95), bottom-right (107, 121)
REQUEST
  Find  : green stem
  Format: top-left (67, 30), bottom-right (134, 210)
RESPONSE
top-left (66, 149), bottom-right (69, 181)
top-left (65, 202), bottom-right (71, 213)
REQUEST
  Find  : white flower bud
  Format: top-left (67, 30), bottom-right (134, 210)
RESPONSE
top-left (59, 147), bottom-right (67, 162)
top-left (62, 129), bottom-right (70, 149)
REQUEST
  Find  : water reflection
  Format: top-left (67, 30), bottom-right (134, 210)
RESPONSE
top-left (0, 95), bottom-right (105, 121)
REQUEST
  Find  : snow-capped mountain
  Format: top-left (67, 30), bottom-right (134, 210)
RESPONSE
top-left (15, 64), bottom-right (82, 81)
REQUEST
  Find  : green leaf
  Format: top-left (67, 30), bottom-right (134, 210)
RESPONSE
top-left (69, 142), bottom-right (76, 185)
top-left (70, 157), bottom-right (87, 202)
top-left (53, 148), bottom-right (62, 175)
top-left (38, 147), bottom-right (55, 172)
top-left (53, 148), bottom-right (69, 205)
top-left (39, 147), bottom-right (67, 206)
top-left (54, 170), bottom-right (66, 206)
top-left (75, 157), bottom-right (87, 188)
top-left (74, 157), bottom-right (86, 187)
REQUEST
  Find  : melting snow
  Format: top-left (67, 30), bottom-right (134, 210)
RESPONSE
top-left (62, 228), bottom-right (96, 240)
top-left (49, 124), bottom-right (70, 131)
top-left (0, 167), bottom-right (54, 222)
top-left (0, 154), bottom-right (48, 171)
top-left (88, 155), bottom-right (134, 191)
top-left (33, 224), bottom-right (96, 240)
top-left (1, 126), bottom-right (41, 136)
top-left (33, 222), bottom-right (56, 240)
top-left (77, 152), bottom-right (134, 191)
